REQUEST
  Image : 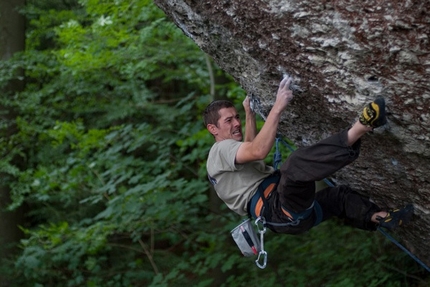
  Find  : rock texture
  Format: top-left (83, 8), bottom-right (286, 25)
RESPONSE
top-left (155, 0), bottom-right (430, 264)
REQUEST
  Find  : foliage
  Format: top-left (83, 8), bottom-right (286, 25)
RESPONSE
top-left (0, 0), bottom-right (428, 286)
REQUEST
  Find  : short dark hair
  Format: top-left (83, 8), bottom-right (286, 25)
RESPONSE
top-left (203, 100), bottom-right (234, 127)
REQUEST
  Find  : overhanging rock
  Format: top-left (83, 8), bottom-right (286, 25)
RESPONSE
top-left (155, 0), bottom-right (430, 265)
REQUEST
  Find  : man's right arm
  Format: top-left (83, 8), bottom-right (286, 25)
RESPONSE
top-left (235, 76), bottom-right (294, 164)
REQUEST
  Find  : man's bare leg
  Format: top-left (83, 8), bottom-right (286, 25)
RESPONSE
top-left (371, 211), bottom-right (388, 222)
top-left (347, 120), bottom-right (373, 146)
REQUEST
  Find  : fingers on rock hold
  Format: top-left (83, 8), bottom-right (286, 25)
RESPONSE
top-left (281, 75), bottom-right (293, 89)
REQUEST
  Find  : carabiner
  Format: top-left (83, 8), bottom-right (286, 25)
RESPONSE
top-left (255, 250), bottom-right (268, 269)
top-left (255, 216), bottom-right (266, 234)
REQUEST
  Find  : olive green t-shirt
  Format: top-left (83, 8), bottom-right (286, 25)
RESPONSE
top-left (207, 139), bottom-right (274, 216)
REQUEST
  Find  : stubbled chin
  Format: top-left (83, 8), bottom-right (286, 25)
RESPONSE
top-left (232, 133), bottom-right (242, 140)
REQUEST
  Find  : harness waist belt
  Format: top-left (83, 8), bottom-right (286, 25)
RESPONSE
top-left (248, 172), bottom-right (280, 219)
top-left (250, 183), bottom-right (276, 218)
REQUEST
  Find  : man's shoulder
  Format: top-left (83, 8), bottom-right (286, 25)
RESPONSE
top-left (212, 139), bottom-right (242, 148)
top-left (207, 140), bottom-right (246, 183)
top-left (210, 139), bottom-right (241, 154)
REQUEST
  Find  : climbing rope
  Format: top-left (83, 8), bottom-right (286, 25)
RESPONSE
top-left (378, 227), bottom-right (430, 273)
top-left (250, 94), bottom-right (430, 272)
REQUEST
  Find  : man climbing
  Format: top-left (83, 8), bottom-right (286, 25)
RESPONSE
top-left (204, 76), bottom-right (413, 234)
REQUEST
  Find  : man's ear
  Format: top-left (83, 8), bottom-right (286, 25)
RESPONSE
top-left (207, 124), bottom-right (218, 136)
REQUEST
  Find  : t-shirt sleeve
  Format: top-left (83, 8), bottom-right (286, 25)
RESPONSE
top-left (212, 140), bottom-right (243, 172)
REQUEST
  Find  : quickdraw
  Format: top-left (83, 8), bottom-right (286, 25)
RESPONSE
top-left (254, 217), bottom-right (267, 269)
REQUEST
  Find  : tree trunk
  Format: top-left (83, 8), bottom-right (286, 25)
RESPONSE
top-left (0, 0), bottom-right (26, 282)
top-left (155, 0), bottom-right (430, 265)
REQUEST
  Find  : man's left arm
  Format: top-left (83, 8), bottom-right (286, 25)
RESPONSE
top-left (243, 96), bottom-right (257, 142)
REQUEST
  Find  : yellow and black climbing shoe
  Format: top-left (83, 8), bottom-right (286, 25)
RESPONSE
top-left (377, 204), bottom-right (414, 230)
top-left (359, 97), bottom-right (387, 128)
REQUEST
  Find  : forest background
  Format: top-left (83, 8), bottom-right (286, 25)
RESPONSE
top-left (0, 0), bottom-right (429, 286)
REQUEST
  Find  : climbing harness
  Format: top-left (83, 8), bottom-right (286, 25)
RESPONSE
top-left (248, 175), bottom-right (322, 228)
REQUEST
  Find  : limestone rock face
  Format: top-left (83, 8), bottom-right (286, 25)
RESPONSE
top-left (155, 0), bottom-right (430, 264)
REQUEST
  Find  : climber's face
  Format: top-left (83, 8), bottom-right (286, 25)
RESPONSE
top-left (207, 107), bottom-right (243, 142)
